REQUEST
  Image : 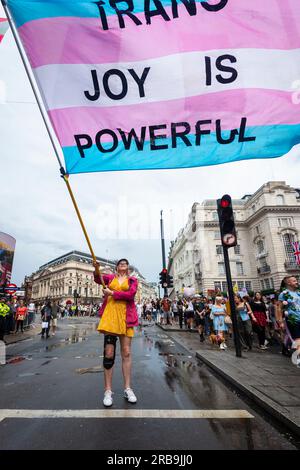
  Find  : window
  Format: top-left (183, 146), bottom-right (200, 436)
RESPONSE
top-left (265, 278), bottom-right (271, 290)
top-left (238, 281), bottom-right (244, 290)
top-left (278, 217), bottom-right (293, 228)
top-left (270, 278), bottom-right (274, 289)
top-left (78, 287), bottom-right (81, 295)
top-left (257, 239), bottom-right (265, 254)
top-left (216, 245), bottom-right (222, 255)
top-left (222, 282), bottom-right (228, 292)
top-left (282, 233), bottom-right (295, 262)
top-left (245, 281), bottom-right (252, 291)
top-left (214, 231), bottom-right (220, 239)
top-left (255, 225), bottom-right (261, 235)
top-left (218, 262), bottom-right (225, 275)
top-left (234, 245), bottom-right (241, 255)
top-left (277, 195), bottom-right (284, 205)
top-left (259, 256), bottom-right (268, 267)
top-left (236, 262), bottom-right (244, 275)
top-left (214, 281), bottom-right (221, 291)
top-left (260, 280), bottom-right (264, 290)
top-left (212, 211), bottom-right (218, 221)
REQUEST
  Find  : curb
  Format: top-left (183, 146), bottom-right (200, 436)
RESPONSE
top-left (195, 350), bottom-right (300, 438)
top-left (156, 323), bottom-right (198, 333)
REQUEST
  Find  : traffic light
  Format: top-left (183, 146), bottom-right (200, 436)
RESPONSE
top-left (159, 268), bottom-right (168, 288)
top-left (217, 194), bottom-right (237, 248)
top-left (167, 274), bottom-right (174, 288)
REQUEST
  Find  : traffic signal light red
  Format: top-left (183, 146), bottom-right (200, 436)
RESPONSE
top-left (217, 195), bottom-right (237, 248)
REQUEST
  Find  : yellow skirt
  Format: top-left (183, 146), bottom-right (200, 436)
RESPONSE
top-left (97, 295), bottom-right (134, 337)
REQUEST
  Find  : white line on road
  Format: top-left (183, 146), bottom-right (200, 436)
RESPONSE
top-left (0, 409), bottom-right (254, 422)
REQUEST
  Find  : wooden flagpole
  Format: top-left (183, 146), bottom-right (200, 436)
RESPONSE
top-left (2, 0), bottom-right (105, 287)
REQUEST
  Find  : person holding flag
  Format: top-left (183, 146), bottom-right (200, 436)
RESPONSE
top-left (93, 259), bottom-right (139, 407)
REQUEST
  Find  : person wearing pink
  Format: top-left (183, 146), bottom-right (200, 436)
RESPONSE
top-left (15, 300), bottom-right (28, 333)
top-left (93, 258), bottom-right (139, 407)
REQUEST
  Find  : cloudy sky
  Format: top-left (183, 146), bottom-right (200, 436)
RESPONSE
top-left (1, 8), bottom-right (300, 286)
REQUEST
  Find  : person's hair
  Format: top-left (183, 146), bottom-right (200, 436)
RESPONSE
top-left (254, 292), bottom-right (262, 300)
top-left (116, 258), bottom-right (129, 267)
top-left (234, 294), bottom-right (243, 302)
top-left (280, 275), bottom-right (297, 291)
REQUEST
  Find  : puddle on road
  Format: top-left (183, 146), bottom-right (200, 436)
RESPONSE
top-left (17, 372), bottom-right (41, 377)
top-left (75, 365), bottom-right (103, 374)
top-left (45, 333), bottom-right (87, 352)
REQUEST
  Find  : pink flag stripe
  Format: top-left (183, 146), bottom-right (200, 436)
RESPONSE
top-left (18, 0), bottom-right (300, 68)
top-left (48, 88), bottom-right (300, 147)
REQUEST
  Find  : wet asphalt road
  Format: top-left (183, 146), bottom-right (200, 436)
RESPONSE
top-left (0, 318), bottom-right (299, 450)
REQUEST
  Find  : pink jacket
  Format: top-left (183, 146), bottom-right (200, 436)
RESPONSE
top-left (94, 273), bottom-right (139, 327)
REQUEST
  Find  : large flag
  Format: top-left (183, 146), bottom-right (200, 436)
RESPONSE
top-left (6, 1), bottom-right (300, 174)
top-left (0, 18), bottom-right (9, 43)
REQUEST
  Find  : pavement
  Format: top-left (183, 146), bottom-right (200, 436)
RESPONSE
top-left (157, 323), bottom-right (300, 438)
top-left (1, 319), bottom-right (298, 449)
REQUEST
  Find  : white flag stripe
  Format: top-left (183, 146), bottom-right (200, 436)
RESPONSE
top-left (0, 20), bottom-right (9, 36)
top-left (0, 409), bottom-right (254, 421)
top-left (33, 48), bottom-right (300, 111)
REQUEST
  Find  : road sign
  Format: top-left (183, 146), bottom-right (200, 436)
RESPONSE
top-left (4, 283), bottom-right (18, 294)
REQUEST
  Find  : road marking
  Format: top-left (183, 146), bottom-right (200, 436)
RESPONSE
top-left (0, 409), bottom-right (254, 422)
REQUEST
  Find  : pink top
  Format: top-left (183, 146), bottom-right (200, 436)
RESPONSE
top-left (94, 273), bottom-right (139, 327)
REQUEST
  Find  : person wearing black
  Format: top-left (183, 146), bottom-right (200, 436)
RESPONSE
top-left (177, 298), bottom-right (184, 329)
top-left (41, 301), bottom-right (52, 339)
top-left (250, 292), bottom-right (268, 350)
top-left (194, 297), bottom-right (206, 342)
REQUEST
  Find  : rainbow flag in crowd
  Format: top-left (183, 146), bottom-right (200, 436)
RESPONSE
top-left (0, 18), bottom-right (9, 43)
top-left (6, 1), bottom-right (300, 174)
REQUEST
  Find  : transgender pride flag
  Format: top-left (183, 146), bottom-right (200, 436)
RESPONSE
top-left (0, 18), bottom-right (9, 43)
top-left (6, 0), bottom-right (300, 174)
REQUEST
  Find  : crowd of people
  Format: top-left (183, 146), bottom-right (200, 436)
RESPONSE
top-left (138, 275), bottom-right (300, 358)
top-left (0, 276), bottom-right (299, 362)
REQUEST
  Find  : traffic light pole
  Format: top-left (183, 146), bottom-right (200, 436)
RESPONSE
top-left (223, 246), bottom-right (242, 358)
top-left (160, 211), bottom-right (168, 297)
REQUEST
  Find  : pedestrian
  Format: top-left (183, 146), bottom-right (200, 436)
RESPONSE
top-left (177, 297), bottom-right (184, 329)
top-left (250, 292), bottom-right (269, 349)
top-left (185, 298), bottom-right (195, 330)
top-left (278, 276), bottom-right (300, 362)
top-left (171, 299), bottom-right (179, 324)
top-left (145, 300), bottom-right (152, 322)
top-left (0, 297), bottom-right (10, 342)
top-left (161, 296), bottom-right (172, 325)
top-left (51, 300), bottom-right (59, 336)
top-left (194, 297), bottom-right (206, 342)
top-left (41, 300), bottom-right (52, 339)
top-left (211, 296), bottom-right (228, 350)
top-left (14, 299), bottom-right (28, 333)
top-left (234, 294), bottom-right (255, 351)
top-left (93, 258), bottom-right (139, 408)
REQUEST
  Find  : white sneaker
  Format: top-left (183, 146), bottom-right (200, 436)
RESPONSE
top-left (259, 345), bottom-right (268, 350)
top-left (222, 343), bottom-right (227, 349)
top-left (124, 388), bottom-right (137, 403)
top-left (219, 343), bottom-right (225, 350)
top-left (103, 390), bottom-right (113, 407)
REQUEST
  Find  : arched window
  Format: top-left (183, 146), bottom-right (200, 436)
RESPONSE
top-left (257, 239), bottom-right (265, 255)
top-left (277, 195), bottom-right (284, 205)
top-left (282, 233), bottom-right (295, 262)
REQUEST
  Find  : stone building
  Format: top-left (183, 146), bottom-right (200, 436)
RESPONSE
top-left (28, 250), bottom-right (155, 304)
top-left (168, 181), bottom-right (300, 296)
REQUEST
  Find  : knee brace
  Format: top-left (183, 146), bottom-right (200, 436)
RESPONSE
top-left (103, 335), bottom-right (118, 369)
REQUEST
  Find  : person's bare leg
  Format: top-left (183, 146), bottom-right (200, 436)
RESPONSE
top-left (120, 335), bottom-right (132, 389)
top-left (104, 343), bottom-right (115, 391)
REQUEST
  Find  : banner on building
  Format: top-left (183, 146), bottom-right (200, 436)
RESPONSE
top-left (0, 232), bottom-right (16, 287)
top-left (292, 241), bottom-right (300, 265)
top-left (7, 0), bottom-right (300, 174)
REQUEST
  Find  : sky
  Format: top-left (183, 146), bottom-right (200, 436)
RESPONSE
top-left (1, 7), bottom-right (300, 286)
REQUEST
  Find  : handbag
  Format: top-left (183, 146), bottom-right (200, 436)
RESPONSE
top-left (18, 315), bottom-right (25, 321)
top-left (224, 315), bottom-right (232, 325)
top-left (42, 321), bottom-right (49, 329)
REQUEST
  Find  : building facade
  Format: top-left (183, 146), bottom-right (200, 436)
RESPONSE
top-left (168, 182), bottom-right (300, 296)
top-left (28, 250), bottom-right (155, 305)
